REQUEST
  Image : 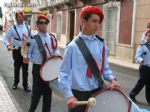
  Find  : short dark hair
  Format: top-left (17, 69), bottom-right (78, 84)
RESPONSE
top-left (15, 13), bottom-right (19, 19)
top-left (82, 12), bottom-right (93, 21)
top-left (15, 12), bottom-right (24, 19)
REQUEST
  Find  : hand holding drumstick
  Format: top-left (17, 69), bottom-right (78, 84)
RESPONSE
top-left (67, 96), bottom-right (96, 109)
top-left (7, 45), bottom-right (19, 51)
top-left (75, 97), bottom-right (96, 105)
top-left (22, 41), bottom-right (30, 64)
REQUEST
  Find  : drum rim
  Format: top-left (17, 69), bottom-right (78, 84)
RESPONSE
top-left (85, 88), bottom-right (131, 112)
top-left (40, 55), bottom-right (63, 82)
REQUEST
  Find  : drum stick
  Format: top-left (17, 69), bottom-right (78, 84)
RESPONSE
top-left (75, 97), bottom-right (96, 106)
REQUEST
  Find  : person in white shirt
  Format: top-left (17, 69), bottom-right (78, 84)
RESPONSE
top-left (3, 11), bottom-right (31, 92)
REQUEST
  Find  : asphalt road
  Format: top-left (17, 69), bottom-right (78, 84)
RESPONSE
top-left (0, 40), bottom-right (150, 112)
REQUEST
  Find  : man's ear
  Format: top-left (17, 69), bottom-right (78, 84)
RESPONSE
top-left (81, 18), bottom-right (86, 25)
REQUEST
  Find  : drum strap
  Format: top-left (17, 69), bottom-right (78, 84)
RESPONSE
top-left (13, 23), bottom-right (31, 41)
top-left (75, 36), bottom-right (104, 85)
top-left (50, 33), bottom-right (58, 49)
top-left (144, 42), bottom-right (150, 52)
top-left (34, 34), bottom-right (46, 63)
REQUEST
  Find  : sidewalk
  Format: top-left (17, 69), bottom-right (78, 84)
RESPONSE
top-left (0, 76), bottom-right (20, 112)
top-left (108, 56), bottom-right (139, 71)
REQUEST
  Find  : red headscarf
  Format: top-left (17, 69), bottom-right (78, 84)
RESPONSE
top-left (146, 29), bottom-right (150, 36)
top-left (80, 6), bottom-right (104, 23)
top-left (37, 13), bottom-right (49, 23)
top-left (16, 11), bottom-right (24, 18)
top-left (147, 22), bottom-right (150, 25)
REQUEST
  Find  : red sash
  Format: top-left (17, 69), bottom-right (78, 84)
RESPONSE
top-left (87, 44), bottom-right (105, 77)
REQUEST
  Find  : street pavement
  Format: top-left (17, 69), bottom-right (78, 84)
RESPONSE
top-left (0, 76), bottom-right (21, 112)
top-left (0, 35), bottom-right (20, 112)
top-left (0, 34), bottom-right (150, 112)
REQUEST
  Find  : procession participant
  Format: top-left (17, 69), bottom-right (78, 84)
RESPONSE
top-left (3, 11), bottom-right (31, 92)
top-left (58, 6), bottom-right (120, 112)
top-left (129, 29), bottom-right (150, 104)
top-left (141, 22), bottom-right (150, 44)
top-left (27, 13), bottom-right (60, 112)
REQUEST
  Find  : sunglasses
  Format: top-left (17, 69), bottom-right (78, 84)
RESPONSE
top-left (38, 21), bottom-right (48, 25)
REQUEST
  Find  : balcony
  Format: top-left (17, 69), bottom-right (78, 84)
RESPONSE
top-left (104, 0), bottom-right (121, 2)
top-left (79, 0), bottom-right (93, 4)
top-left (39, 0), bottom-right (75, 12)
top-left (54, 0), bottom-right (75, 6)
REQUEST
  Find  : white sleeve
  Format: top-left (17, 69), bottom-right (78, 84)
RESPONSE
top-left (3, 26), bottom-right (13, 46)
top-left (141, 32), bottom-right (146, 43)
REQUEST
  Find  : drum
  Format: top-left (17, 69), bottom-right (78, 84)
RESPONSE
top-left (40, 56), bottom-right (64, 99)
top-left (21, 39), bottom-right (30, 58)
top-left (85, 88), bottom-right (144, 112)
top-left (85, 88), bottom-right (130, 112)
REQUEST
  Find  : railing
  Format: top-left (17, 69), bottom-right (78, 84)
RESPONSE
top-left (46, 0), bottom-right (74, 6)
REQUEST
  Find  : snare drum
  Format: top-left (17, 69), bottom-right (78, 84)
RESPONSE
top-left (40, 56), bottom-right (64, 99)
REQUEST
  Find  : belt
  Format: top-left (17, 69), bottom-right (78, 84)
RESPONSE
top-left (33, 63), bottom-right (42, 66)
top-left (147, 65), bottom-right (150, 67)
top-left (142, 64), bottom-right (150, 67)
top-left (72, 87), bottom-right (102, 94)
top-left (13, 46), bottom-right (21, 49)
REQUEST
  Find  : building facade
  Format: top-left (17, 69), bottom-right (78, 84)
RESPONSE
top-left (37, 0), bottom-right (150, 63)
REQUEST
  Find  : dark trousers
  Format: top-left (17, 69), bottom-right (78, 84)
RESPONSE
top-left (69, 87), bottom-right (101, 112)
top-left (29, 64), bottom-right (52, 112)
top-left (12, 48), bottom-right (29, 88)
top-left (130, 65), bottom-right (150, 103)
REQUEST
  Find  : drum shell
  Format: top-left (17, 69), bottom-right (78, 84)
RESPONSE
top-left (86, 88), bottom-right (132, 112)
top-left (49, 78), bottom-right (64, 99)
top-left (40, 56), bottom-right (64, 99)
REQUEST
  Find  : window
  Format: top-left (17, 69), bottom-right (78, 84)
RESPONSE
top-left (103, 2), bottom-right (120, 55)
top-left (57, 12), bottom-right (62, 38)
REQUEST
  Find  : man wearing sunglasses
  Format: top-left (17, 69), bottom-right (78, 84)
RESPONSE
top-left (27, 14), bottom-right (60, 112)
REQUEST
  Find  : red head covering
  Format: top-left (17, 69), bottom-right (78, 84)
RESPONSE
top-left (80, 6), bottom-right (104, 23)
top-left (37, 13), bottom-right (49, 23)
top-left (147, 22), bottom-right (150, 25)
top-left (18, 11), bottom-right (24, 17)
top-left (15, 11), bottom-right (24, 18)
top-left (146, 29), bottom-right (150, 36)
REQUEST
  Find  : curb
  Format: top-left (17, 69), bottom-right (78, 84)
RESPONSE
top-left (108, 57), bottom-right (139, 71)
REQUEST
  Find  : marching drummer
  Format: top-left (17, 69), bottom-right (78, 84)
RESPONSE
top-left (58, 6), bottom-right (120, 112)
top-left (3, 11), bottom-right (31, 92)
top-left (27, 13), bottom-right (60, 112)
top-left (129, 29), bottom-right (150, 104)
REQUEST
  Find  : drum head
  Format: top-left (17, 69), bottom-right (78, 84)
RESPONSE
top-left (40, 56), bottom-right (63, 82)
top-left (21, 39), bottom-right (29, 57)
top-left (86, 88), bottom-right (130, 112)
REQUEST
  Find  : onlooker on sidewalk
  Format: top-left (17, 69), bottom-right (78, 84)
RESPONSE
top-left (3, 11), bottom-right (31, 92)
top-left (129, 29), bottom-right (150, 103)
top-left (141, 22), bottom-right (150, 44)
top-left (27, 13), bottom-right (60, 112)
